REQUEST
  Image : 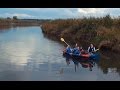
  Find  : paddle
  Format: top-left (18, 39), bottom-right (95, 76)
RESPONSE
top-left (60, 38), bottom-right (69, 46)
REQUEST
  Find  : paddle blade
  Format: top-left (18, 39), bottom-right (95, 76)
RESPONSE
top-left (60, 38), bottom-right (64, 42)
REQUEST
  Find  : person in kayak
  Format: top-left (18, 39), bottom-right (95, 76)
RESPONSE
top-left (79, 46), bottom-right (89, 55)
top-left (72, 46), bottom-right (81, 56)
top-left (80, 46), bottom-right (85, 53)
top-left (66, 45), bottom-right (72, 54)
top-left (87, 44), bottom-right (96, 53)
top-left (75, 43), bottom-right (78, 47)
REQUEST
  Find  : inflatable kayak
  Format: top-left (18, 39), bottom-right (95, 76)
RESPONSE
top-left (63, 50), bottom-right (96, 60)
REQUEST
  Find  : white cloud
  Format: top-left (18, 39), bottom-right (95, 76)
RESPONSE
top-left (78, 8), bottom-right (107, 14)
top-left (15, 8), bottom-right (61, 12)
top-left (0, 8), bottom-right (120, 19)
top-left (0, 13), bottom-right (36, 18)
top-left (76, 8), bottom-right (114, 18)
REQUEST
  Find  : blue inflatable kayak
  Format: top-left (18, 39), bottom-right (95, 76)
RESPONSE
top-left (63, 50), bottom-right (97, 60)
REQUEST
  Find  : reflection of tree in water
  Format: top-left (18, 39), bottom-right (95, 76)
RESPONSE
top-left (0, 25), bottom-right (12, 33)
top-left (97, 51), bottom-right (120, 74)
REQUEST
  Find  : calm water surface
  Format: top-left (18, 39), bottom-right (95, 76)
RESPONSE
top-left (0, 26), bottom-right (120, 81)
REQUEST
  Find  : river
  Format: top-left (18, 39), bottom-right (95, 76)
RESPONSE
top-left (0, 26), bottom-right (120, 81)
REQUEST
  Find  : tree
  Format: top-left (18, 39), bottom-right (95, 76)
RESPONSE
top-left (13, 16), bottom-right (18, 20)
top-left (7, 17), bottom-right (11, 20)
top-left (103, 14), bottom-right (113, 28)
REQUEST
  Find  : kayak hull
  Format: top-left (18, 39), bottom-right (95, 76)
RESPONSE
top-left (63, 51), bottom-right (96, 60)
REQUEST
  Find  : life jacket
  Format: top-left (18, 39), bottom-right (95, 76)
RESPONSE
top-left (72, 48), bottom-right (80, 54)
top-left (66, 47), bottom-right (72, 54)
top-left (88, 47), bottom-right (95, 52)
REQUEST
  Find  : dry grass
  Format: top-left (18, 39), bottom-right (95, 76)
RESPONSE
top-left (41, 15), bottom-right (120, 49)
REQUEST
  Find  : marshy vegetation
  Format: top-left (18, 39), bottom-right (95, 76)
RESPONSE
top-left (0, 16), bottom-right (50, 28)
top-left (41, 15), bottom-right (120, 53)
top-left (0, 16), bottom-right (51, 35)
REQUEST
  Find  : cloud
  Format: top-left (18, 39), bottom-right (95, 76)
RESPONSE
top-left (78, 8), bottom-right (103, 14)
top-left (77, 8), bottom-right (109, 17)
top-left (0, 13), bottom-right (36, 19)
top-left (77, 8), bottom-right (120, 18)
top-left (0, 8), bottom-right (120, 19)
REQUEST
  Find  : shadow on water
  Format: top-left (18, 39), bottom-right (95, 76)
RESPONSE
top-left (98, 50), bottom-right (120, 75)
top-left (63, 52), bottom-right (100, 72)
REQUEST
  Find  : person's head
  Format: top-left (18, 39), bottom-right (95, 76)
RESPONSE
top-left (75, 43), bottom-right (78, 47)
top-left (90, 44), bottom-right (93, 47)
top-left (80, 46), bottom-right (82, 49)
top-left (77, 46), bottom-right (79, 49)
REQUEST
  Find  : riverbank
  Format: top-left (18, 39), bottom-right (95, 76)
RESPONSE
top-left (41, 15), bottom-right (120, 53)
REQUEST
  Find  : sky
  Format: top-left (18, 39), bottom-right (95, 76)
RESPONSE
top-left (0, 8), bottom-right (120, 19)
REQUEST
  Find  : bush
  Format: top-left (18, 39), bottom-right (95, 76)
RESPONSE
top-left (41, 15), bottom-right (120, 50)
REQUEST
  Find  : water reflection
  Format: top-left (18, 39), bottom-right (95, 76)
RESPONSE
top-left (0, 26), bottom-right (120, 80)
top-left (98, 51), bottom-right (120, 75)
top-left (0, 26), bottom-right (66, 80)
top-left (63, 53), bottom-right (99, 72)
top-left (0, 25), bottom-right (12, 33)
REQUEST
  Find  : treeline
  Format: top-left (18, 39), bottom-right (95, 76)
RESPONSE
top-left (0, 16), bottom-right (50, 27)
top-left (41, 15), bottom-right (120, 53)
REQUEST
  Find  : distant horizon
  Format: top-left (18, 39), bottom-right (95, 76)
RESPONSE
top-left (0, 8), bottom-right (120, 19)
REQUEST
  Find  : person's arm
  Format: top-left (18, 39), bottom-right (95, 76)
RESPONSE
top-left (79, 51), bottom-right (81, 55)
top-left (94, 47), bottom-right (96, 51)
top-left (88, 47), bottom-right (90, 52)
